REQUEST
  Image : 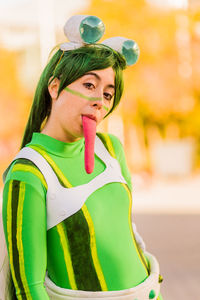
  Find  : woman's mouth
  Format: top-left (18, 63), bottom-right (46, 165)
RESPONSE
top-left (82, 114), bottom-right (97, 122)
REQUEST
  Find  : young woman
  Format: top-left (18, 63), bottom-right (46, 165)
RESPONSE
top-left (1, 15), bottom-right (163, 300)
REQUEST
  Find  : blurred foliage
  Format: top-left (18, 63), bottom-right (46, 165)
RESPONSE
top-left (0, 48), bottom-right (31, 140)
top-left (0, 48), bottom-right (31, 185)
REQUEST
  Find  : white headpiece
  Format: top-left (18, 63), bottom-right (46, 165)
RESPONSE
top-left (60, 15), bottom-right (140, 66)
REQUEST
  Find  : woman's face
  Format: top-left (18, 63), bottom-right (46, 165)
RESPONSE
top-left (43, 67), bottom-right (115, 142)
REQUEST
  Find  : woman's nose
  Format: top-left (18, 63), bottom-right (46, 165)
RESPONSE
top-left (91, 98), bottom-right (103, 109)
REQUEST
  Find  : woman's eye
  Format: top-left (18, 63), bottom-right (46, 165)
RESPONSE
top-left (83, 82), bottom-right (95, 89)
top-left (104, 93), bottom-right (113, 101)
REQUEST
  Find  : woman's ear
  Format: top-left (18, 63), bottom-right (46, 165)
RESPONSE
top-left (48, 77), bottom-right (60, 101)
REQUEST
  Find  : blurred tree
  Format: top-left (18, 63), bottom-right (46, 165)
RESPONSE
top-left (0, 48), bottom-right (31, 140)
top-left (0, 48), bottom-right (31, 185)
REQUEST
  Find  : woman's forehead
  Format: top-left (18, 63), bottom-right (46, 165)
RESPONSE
top-left (80, 67), bottom-right (115, 86)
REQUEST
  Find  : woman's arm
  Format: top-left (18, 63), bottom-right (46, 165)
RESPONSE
top-left (2, 159), bottom-right (49, 299)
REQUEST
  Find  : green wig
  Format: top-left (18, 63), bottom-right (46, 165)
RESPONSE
top-left (20, 45), bottom-right (126, 148)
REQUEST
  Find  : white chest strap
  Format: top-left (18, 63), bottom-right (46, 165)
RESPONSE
top-left (4, 136), bottom-right (127, 230)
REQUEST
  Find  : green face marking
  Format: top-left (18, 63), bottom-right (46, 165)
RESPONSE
top-left (103, 105), bottom-right (109, 112)
top-left (64, 86), bottom-right (109, 112)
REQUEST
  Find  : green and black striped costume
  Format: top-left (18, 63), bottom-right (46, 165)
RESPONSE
top-left (2, 132), bottom-right (161, 299)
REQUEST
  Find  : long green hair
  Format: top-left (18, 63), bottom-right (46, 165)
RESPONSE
top-left (20, 44), bottom-right (126, 148)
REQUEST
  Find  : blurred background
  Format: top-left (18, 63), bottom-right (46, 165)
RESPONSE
top-left (0, 0), bottom-right (200, 299)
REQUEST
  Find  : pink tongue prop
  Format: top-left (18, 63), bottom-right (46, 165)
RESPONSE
top-left (82, 116), bottom-right (97, 174)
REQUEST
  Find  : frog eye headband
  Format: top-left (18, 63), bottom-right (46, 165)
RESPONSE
top-left (59, 15), bottom-right (140, 66)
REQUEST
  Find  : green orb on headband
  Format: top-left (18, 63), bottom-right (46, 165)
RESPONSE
top-left (80, 16), bottom-right (105, 43)
top-left (122, 40), bottom-right (140, 66)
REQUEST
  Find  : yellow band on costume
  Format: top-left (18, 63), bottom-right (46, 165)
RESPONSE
top-left (11, 164), bottom-right (47, 190)
top-left (17, 182), bottom-right (32, 299)
top-left (56, 223), bottom-right (77, 290)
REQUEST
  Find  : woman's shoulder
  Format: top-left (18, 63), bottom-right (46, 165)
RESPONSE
top-left (4, 157), bottom-right (47, 195)
top-left (97, 132), bottom-right (132, 191)
top-left (96, 132), bottom-right (123, 158)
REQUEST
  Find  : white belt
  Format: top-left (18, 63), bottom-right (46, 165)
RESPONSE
top-left (45, 252), bottom-right (161, 300)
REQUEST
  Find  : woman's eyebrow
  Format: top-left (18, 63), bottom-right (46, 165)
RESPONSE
top-left (84, 72), bottom-right (115, 89)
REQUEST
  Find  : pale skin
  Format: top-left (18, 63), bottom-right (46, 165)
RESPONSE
top-left (41, 67), bottom-right (115, 143)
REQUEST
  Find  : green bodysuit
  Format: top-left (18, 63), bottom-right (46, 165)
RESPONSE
top-left (2, 132), bottom-right (153, 299)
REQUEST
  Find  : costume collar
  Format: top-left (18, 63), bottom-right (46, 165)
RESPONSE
top-left (26, 132), bottom-right (84, 158)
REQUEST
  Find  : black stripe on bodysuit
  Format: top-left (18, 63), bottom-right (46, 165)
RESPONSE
top-left (63, 209), bottom-right (102, 291)
top-left (11, 180), bottom-right (27, 299)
